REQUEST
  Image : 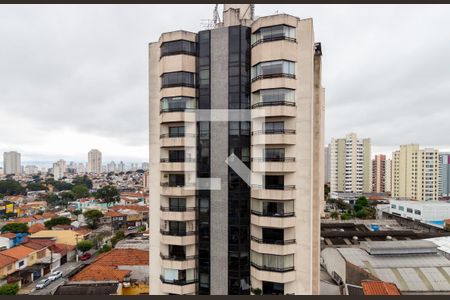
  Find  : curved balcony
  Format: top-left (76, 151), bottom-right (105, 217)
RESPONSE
top-left (160, 254), bottom-right (197, 270)
top-left (160, 276), bottom-right (197, 295)
top-left (160, 183), bottom-right (195, 197)
top-left (251, 185), bottom-right (295, 200)
top-left (159, 110), bottom-right (196, 124)
top-left (250, 236), bottom-right (296, 256)
top-left (251, 129), bottom-right (296, 145)
top-left (250, 265), bottom-right (295, 284)
top-left (251, 157), bottom-right (296, 173)
top-left (251, 101), bottom-right (296, 118)
top-left (160, 206), bottom-right (196, 221)
top-left (160, 133), bottom-right (196, 148)
top-left (160, 158), bottom-right (196, 172)
top-left (251, 213), bottom-right (295, 229)
top-left (160, 229), bottom-right (196, 246)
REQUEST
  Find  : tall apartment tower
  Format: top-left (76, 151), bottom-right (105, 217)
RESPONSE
top-left (384, 158), bottom-right (392, 194)
top-left (324, 145), bottom-right (330, 184)
top-left (392, 144), bottom-right (439, 201)
top-left (372, 154), bottom-right (392, 193)
top-left (53, 159), bottom-right (66, 180)
top-left (440, 153), bottom-right (450, 197)
top-left (149, 4), bottom-right (324, 295)
top-left (329, 133), bottom-right (371, 194)
top-left (87, 149), bottom-right (102, 174)
top-left (3, 151), bottom-right (21, 175)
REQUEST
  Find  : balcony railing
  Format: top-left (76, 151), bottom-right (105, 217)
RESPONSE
top-left (159, 133), bottom-right (196, 139)
top-left (160, 206), bottom-right (196, 212)
top-left (251, 236), bottom-right (296, 245)
top-left (160, 253), bottom-right (197, 261)
top-left (251, 129), bottom-right (296, 135)
top-left (251, 209), bottom-right (294, 218)
top-left (160, 275), bottom-right (198, 285)
top-left (160, 229), bottom-right (195, 236)
top-left (160, 158), bottom-right (195, 163)
top-left (251, 101), bottom-right (295, 109)
top-left (250, 262), bottom-right (294, 273)
top-left (251, 36), bottom-right (297, 48)
top-left (251, 73), bottom-right (295, 83)
top-left (251, 157), bottom-right (295, 162)
top-left (160, 107), bottom-right (196, 113)
top-left (251, 184), bottom-right (295, 190)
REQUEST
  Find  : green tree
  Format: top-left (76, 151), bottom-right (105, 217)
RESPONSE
top-left (99, 244), bottom-right (112, 253)
top-left (340, 213), bottom-right (352, 220)
top-left (52, 181), bottom-right (74, 192)
top-left (354, 196), bottom-right (369, 212)
top-left (72, 184), bottom-right (90, 199)
top-left (83, 209), bottom-right (103, 229)
top-left (44, 217), bottom-right (72, 229)
top-left (330, 211), bottom-right (339, 220)
top-left (0, 283), bottom-right (19, 295)
top-left (76, 240), bottom-right (93, 253)
top-left (0, 179), bottom-right (25, 196)
top-left (27, 182), bottom-right (47, 191)
top-left (73, 175), bottom-right (93, 189)
top-left (111, 230), bottom-right (125, 247)
top-left (1, 223), bottom-right (29, 234)
top-left (72, 209), bottom-right (82, 216)
top-left (95, 185), bottom-right (120, 207)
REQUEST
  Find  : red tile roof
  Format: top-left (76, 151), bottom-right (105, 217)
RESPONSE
top-left (33, 215), bottom-right (45, 220)
top-left (110, 205), bottom-right (148, 212)
top-left (28, 223), bottom-right (46, 234)
top-left (362, 281), bottom-right (401, 295)
top-left (105, 211), bottom-right (126, 218)
top-left (0, 233), bottom-right (16, 239)
top-left (22, 241), bottom-right (47, 251)
top-left (54, 243), bottom-right (75, 256)
top-left (93, 249), bottom-right (148, 266)
top-left (27, 238), bottom-right (55, 248)
top-left (1, 245), bottom-right (35, 260)
top-left (71, 265), bottom-right (130, 282)
top-left (0, 253), bottom-right (17, 268)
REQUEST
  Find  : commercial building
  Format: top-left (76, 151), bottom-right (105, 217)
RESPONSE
top-left (87, 149), bottom-right (102, 174)
top-left (391, 144), bottom-right (439, 201)
top-left (388, 199), bottom-right (450, 223)
top-left (329, 133), bottom-right (371, 194)
top-left (439, 153), bottom-right (450, 197)
top-left (3, 151), bottom-right (21, 175)
top-left (321, 240), bottom-right (450, 294)
top-left (149, 4), bottom-right (324, 295)
top-left (53, 159), bottom-right (66, 180)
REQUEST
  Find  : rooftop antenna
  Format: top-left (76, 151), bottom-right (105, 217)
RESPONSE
top-left (200, 4), bottom-right (221, 29)
top-left (213, 4), bottom-right (221, 26)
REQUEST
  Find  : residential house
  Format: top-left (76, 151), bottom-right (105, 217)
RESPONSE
top-left (30, 229), bottom-right (90, 246)
top-left (0, 253), bottom-right (17, 279)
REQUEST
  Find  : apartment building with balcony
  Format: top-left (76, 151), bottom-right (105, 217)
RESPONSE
top-left (372, 154), bottom-right (392, 193)
top-left (329, 133), bottom-right (372, 194)
top-left (149, 4), bottom-right (324, 295)
top-left (392, 144), bottom-right (439, 201)
top-left (439, 153), bottom-right (450, 197)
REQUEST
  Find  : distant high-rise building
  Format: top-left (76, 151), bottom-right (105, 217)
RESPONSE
top-left (24, 165), bottom-right (39, 175)
top-left (392, 144), bottom-right (439, 201)
top-left (330, 133), bottom-right (372, 194)
top-left (324, 146), bottom-right (330, 184)
top-left (53, 159), bottom-right (66, 180)
top-left (3, 151), bottom-right (21, 175)
top-left (118, 161), bottom-right (125, 172)
top-left (77, 163), bottom-right (86, 174)
top-left (107, 161), bottom-right (117, 173)
top-left (142, 162), bottom-right (149, 170)
top-left (149, 5), bottom-right (324, 295)
top-left (87, 149), bottom-right (102, 174)
top-left (439, 153), bottom-right (450, 197)
top-left (372, 155), bottom-right (392, 194)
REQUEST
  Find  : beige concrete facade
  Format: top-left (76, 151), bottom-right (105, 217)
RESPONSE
top-left (329, 133), bottom-right (372, 194)
top-left (392, 144), bottom-right (439, 201)
top-left (249, 15), bottom-right (324, 295)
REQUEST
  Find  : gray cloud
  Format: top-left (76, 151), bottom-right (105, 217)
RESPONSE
top-left (0, 4), bottom-right (450, 162)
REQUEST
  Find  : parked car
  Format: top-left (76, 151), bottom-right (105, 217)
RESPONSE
top-left (35, 278), bottom-right (51, 290)
top-left (48, 270), bottom-right (63, 281)
top-left (80, 252), bottom-right (91, 261)
top-left (127, 226), bottom-right (136, 230)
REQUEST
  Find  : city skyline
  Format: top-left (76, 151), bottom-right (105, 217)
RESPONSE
top-left (1, 5), bottom-right (450, 162)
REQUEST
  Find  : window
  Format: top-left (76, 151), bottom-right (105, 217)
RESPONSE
top-left (161, 72), bottom-right (195, 88)
top-left (168, 174), bottom-right (185, 187)
top-left (160, 40), bottom-right (196, 57)
top-left (251, 60), bottom-right (295, 81)
top-left (168, 126), bottom-right (185, 137)
top-left (160, 96), bottom-right (196, 112)
top-left (399, 206), bottom-right (404, 211)
top-left (407, 208), bottom-right (413, 213)
top-left (169, 197), bottom-right (186, 211)
top-left (263, 281), bottom-right (284, 295)
top-left (168, 245), bottom-right (186, 259)
top-left (169, 221), bottom-right (186, 235)
top-left (391, 204), bottom-right (396, 209)
top-left (264, 148), bottom-right (285, 161)
top-left (262, 228), bottom-right (284, 244)
top-left (251, 25), bottom-right (295, 46)
top-left (252, 88), bottom-right (295, 107)
top-left (18, 261), bottom-right (25, 267)
top-left (169, 150), bottom-right (185, 162)
top-left (250, 251), bottom-right (294, 272)
top-left (414, 209), bottom-right (421, 215)
top-left (263, 121), bottom-right (284, 134)
top-left (264, 175), bottom-right (284, 190)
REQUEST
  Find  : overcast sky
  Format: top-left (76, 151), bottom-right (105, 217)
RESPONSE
top-left (1, 4), bottom-right (450, 164)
